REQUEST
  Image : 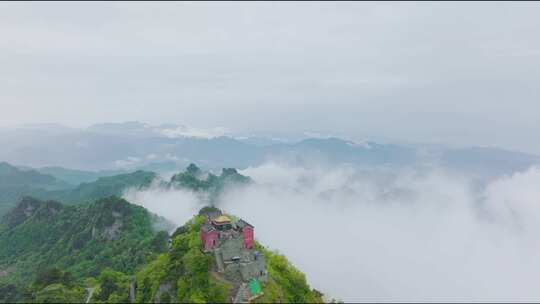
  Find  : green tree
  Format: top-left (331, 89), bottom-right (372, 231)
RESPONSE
top-left (96, 268), bottom-right (129, 303)
top-left (34, 283), bottom-right (85, 303)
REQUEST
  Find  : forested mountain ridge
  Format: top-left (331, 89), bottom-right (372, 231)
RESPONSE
top-left (169, 164), bottom-right (252, 203)
top-left (45, 170), bottom-right (157, 204)
top-left (0, 198), bottom-right (324, 303)
top-left (0, 162), bottom-right (71, 216)
top-left (0, 166), bottom-right (156, 217)
top-left (0, 162), bottom-right (69, 190)
top-left (0, 163), bottom-right (325, 303)
top-left (0, 161), bottom-right (250, 218)
top-left (36, 166), bottom-right (127, 186)
top-left (0, 197), bottom-right (172, 287)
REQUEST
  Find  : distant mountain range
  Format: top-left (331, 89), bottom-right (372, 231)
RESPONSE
top-left (0, 162), bottom-right (154, 216)
top-left (0, 162), bottom-right (252, 217)
top-left (0, 162), bottom-right (71, 216)
top-left (1, 121), bottom-right (539, 180)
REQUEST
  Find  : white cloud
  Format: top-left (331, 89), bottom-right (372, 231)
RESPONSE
top-left (159, 126), bottom-right (227, 139)
top-left (164, 153), bottom-right (179, 161)
top-left (146, 153), bottom-right (158, 160)
top-left (483, 167), bottom-right (540, 232)
top-left (219, 163), bottom-right (540, 302)
top-left (346, 140), bottom-right (372, 149)
top-left (113, 156), bottom-right (141, 168)
top-left (2, 4), bottom-right (540, 154)
top-left (120, 161), bottom-right (540, 302)
top-left (123, 180), bottom-right (203, 228)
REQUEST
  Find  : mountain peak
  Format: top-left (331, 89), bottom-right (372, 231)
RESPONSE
top-left (186, 163), bottom-right (201, 175)
top-left (0, 162), bottom-right (18, 174)
top-left (2, 197), bottom-right (63, 229)
top-left (134, 208), bottom-right (323, 303)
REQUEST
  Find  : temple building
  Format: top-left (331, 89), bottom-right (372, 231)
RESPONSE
top-left (200, 209), bottom-right (267, 302)
top-left (201, 214), bottom-right (255, 251)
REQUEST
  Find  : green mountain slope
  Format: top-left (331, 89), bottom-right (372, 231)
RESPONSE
top-left (47, 170), bottom-right (157, 204)
top-left (0, 164), bottom-right (157, 217)
top-left (0, 162), bottom-right (69, 190)
top-left (0, 162), bottom-right (71, 216)
top-left (0, 202), bottom-right (324, 303)
top-left (131, 211), bottom-right (323, 304)
top-left (36, 166), bottom-right (127, 186)
top-left (0, 162), bottom-right (247, 218)
top-left (0, 196), bottom-right (172, 287)
top-left (0, 164), bottom-right (324, 303)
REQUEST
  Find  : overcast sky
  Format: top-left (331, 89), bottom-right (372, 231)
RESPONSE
top-left (1, 2), bottom-right (540, 153)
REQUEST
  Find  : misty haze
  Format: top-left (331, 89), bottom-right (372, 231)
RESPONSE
top-left (2, 2), bottom-right (540, 303)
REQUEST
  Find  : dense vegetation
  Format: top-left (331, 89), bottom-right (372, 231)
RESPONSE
top-left (0, 163), bottom-right (323, 303)
top-left (0, 161), bottom-right (246, 217)
top-left (134, 215), bottom-right (231, 303)
top-left (170, 163), bottom-right (252, 203)
top-left (132, 213), bottom-right (323, 304)
top-left (253, 246), bottom-right (323, 303)
top-left (0, 196), bottom-right (171, 302)
top-left (0, 162), bottom-right (156, 216)
top-left (45, 170), bottom-right (157, 204)
top-left (0, 202), bottom-right (323, 303)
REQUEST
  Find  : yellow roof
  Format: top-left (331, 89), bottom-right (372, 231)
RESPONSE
top-left (213, 215), bottom-right (231, 223)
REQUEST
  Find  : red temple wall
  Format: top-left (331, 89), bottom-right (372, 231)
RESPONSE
top-left (243, 226), bottom-right (254, 249)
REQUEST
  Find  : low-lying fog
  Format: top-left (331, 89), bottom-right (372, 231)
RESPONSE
top-left (124, 162), bottom-right (540, 302)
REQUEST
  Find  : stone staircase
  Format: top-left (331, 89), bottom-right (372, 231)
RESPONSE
top-left (232, 283), bottom-right (249, 303)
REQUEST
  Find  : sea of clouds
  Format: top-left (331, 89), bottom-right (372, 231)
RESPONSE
top-left (123, 161), bottom-right (540, 302)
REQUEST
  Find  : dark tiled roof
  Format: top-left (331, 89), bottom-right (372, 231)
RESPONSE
top-left (236, 219), bottom-right (254, 229)
top-left (201, 221), bottom-right (216, 232)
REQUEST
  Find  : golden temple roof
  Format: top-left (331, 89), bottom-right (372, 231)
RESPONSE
top-left (213, 215), bottom-right (231, 224)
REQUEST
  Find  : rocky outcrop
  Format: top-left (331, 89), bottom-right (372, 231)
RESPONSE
top-left (153, 282), bottom-right (176, 303)
top-left (2, 197), bottom-right (63, 228)
top-left (129, 281), bottom-right (136, 303)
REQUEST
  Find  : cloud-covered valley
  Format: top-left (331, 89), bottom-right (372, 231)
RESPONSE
top-left (124, 162), bottom-right (540, 302)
